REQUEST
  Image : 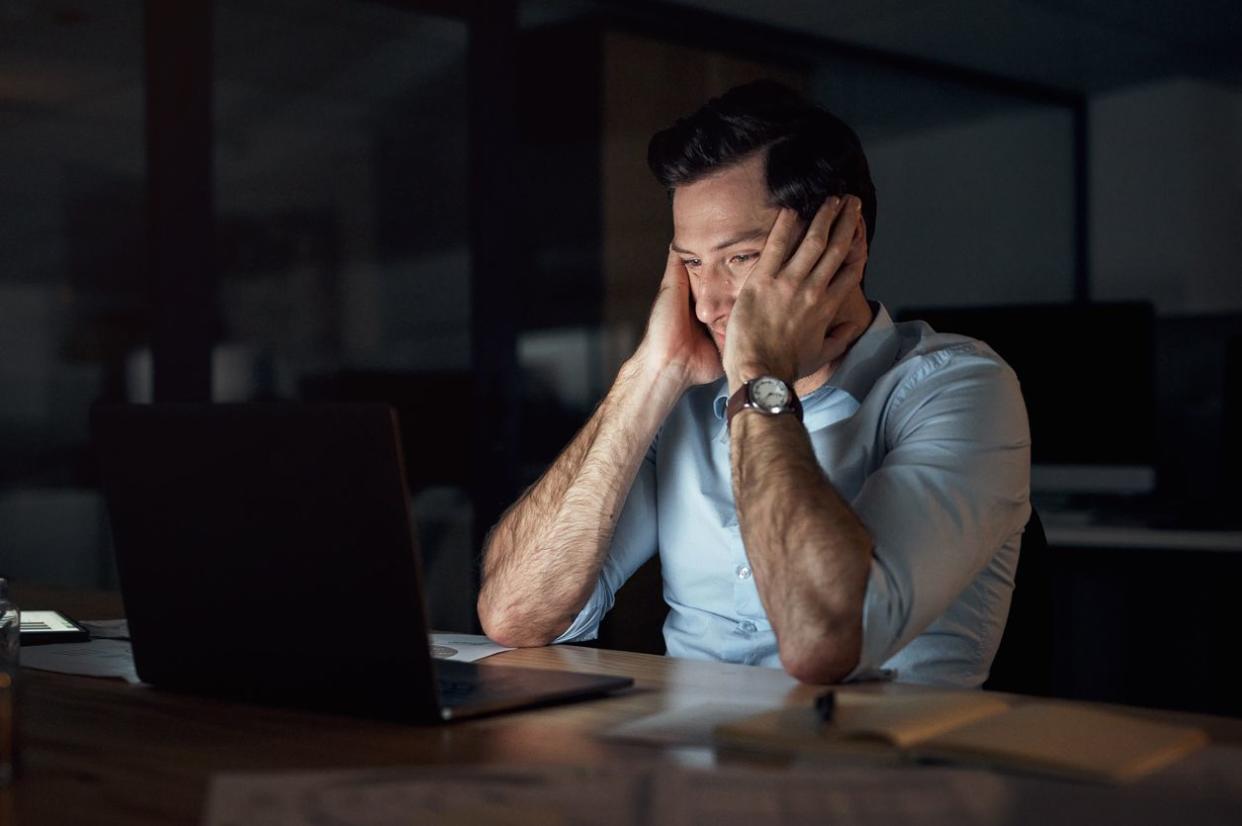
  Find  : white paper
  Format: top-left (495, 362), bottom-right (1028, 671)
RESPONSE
top-left (20, 630), bottom-right (507, 684)
top-left (429, 633), bottom-right (513, 663)
top-left (20, 639), bottom-right (142, 684)
top-left (19, 610), bottom-right (81, 633)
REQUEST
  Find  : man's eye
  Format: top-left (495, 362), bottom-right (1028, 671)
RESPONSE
top-left (730, 253), bottom-right (756, 265)
top-left (682, 259), bottom-right (701, 268)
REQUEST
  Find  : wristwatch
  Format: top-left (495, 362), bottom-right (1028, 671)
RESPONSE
top-left (726, 375), bottom-right (803, 429)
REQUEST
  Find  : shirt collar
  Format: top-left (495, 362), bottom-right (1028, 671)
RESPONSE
top-left (711, 302), bottom-right (899, 421)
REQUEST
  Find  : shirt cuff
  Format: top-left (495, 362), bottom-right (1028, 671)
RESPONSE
top-left (550, 577), bottom-right (612, 644)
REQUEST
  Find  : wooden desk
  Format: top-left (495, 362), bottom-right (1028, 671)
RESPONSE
top-left (7, 586), bottom-right (1242, 825)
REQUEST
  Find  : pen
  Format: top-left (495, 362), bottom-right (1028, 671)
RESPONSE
top-left (814, 690), bottom-right (836, 723)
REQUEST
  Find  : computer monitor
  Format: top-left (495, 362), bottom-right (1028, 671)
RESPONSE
top-left (896, 302), bottom-right (1157, 495)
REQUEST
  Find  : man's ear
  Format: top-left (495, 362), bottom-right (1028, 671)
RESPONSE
top-left (855, 215), bottom-right (868, 251)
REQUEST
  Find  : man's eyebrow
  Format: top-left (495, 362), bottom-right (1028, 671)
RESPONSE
top-left (670, 227), bottom-right (767, 256)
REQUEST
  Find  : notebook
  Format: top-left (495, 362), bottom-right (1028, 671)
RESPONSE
top-left (92, 402), bottom-right (632, 723)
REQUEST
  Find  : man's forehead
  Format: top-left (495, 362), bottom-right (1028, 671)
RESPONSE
top-left (669, 225), bottom-right (768, 255)
top-left (670, 154), bottom-right (775, 246)
top-left (671, 193), bottom-right (777, 254)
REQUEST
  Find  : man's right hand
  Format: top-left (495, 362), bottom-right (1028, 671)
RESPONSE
top-left (634, 247), bottom-right (724, 389)
top-left (481, 252), bottom-right (693, 647)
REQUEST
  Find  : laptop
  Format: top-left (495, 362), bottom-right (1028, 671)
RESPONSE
top-left (91, 403), bottom-right (632, 723)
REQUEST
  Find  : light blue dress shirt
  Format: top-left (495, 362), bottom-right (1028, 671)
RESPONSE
top-left (555, 303), bottom-right (1031, 687)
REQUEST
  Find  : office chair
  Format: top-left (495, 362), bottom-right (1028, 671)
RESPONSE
top-left (595, 510), bottom-right (1055, 696)
top-left (984, 508), bottom-right (1054, 695)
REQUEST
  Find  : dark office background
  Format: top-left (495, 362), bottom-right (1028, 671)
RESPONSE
top-left (2, 1), bottom-right (1241, 713)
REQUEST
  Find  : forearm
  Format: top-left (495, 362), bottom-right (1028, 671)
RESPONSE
top-left (730, 412), bottom-right (872, 683)
top-left (479, 352), bottom-right (686, 646)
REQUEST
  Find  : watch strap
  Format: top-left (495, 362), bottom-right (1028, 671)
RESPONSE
top-left (726, 377), bottom-right (803, 429)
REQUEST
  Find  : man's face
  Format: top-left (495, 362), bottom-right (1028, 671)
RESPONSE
top-left (670, 151), bottom-right (779, 354)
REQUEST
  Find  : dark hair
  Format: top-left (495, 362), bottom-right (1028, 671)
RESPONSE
top-left (647, 79), bottom-right (877, 246)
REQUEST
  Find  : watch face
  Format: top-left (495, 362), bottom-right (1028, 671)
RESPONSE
top-left (750, 376), bottom-right (790, 409)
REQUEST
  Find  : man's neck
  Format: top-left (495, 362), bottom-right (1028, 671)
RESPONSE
top-left (793, 291), bottom-right (875, 398)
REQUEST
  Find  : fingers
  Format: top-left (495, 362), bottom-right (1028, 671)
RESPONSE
top-left (806, 196), bottom-right (863, 290)
top-left (661, 245), bottom-right (687, 287)
top-left (822, 239), bottom-right (867, 311)
top-left (755, 207), bottom-right (801, 277)
top-left (784, 196), bottom-right (844, 279)
top-left (658, 245), bottom-right (694, 305)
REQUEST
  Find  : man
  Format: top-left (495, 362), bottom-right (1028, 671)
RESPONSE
top-left (478, 80), bottom-right (1030, 687)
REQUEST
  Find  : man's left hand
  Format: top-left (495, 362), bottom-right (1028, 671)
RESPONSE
top-left (722, 195), bottom-right (868, 393)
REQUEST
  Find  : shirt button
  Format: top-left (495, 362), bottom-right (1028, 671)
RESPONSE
top-left (739, 620), bottom-right (757, 633)
top-left (735, 564), bottom-right (752, 580)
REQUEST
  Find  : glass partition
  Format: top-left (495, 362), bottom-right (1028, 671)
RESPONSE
top-left (211, 0), bottom-right (474, 630)
top-left (0, 1), bottom-right (146, 588)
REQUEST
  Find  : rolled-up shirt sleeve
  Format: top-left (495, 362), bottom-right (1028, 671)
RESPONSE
top-left (552, 440), bottom-right (659, 643)
top-left (847, 346), bottom-right (1031, 677)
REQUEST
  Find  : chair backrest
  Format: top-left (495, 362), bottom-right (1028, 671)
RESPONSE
top-left (984, 508), bottom-right (1054, 695)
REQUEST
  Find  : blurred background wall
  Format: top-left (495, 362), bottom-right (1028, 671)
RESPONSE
top-left (2, 0), bottom-right (1240, 712)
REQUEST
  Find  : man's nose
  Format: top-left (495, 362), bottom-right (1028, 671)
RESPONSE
top-left (694, 269), bottom-right (736, 326)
